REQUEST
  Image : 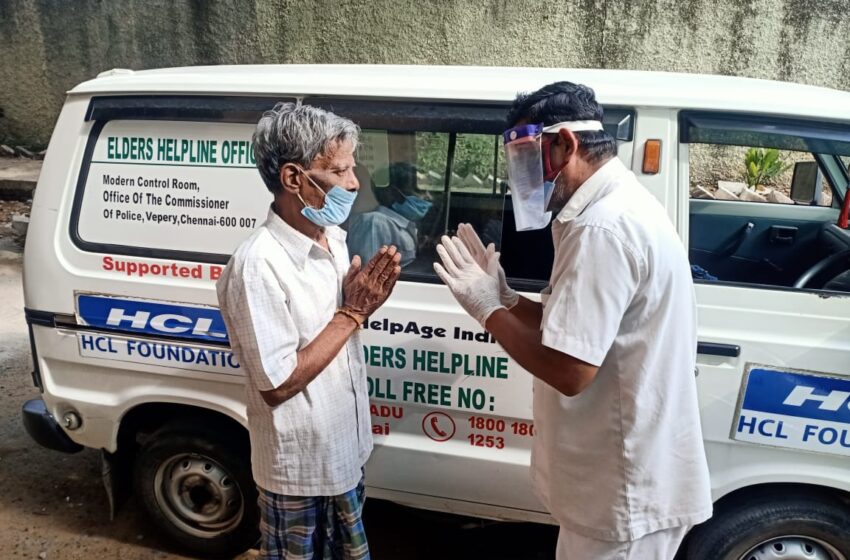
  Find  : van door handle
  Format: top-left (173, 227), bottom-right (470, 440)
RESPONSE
top-left (770, 225), bottom-right (798, 245)
top-left (697, 342), bottom-right (740, 357)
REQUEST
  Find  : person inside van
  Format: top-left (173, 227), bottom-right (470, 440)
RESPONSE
top-left (216, 102), bottom-right (401, 560)
top-left (433, 82), bottom-right (713, 560)
top-left (347, 162), bottom-right (432, 268)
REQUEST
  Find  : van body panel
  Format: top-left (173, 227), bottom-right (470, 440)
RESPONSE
top-left (23, 66), bottom-right (850, 552)
top-left (31, 325), bottom-right (247, 451)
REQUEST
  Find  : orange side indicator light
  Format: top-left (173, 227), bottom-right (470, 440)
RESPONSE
top-left (643, 139), bottom-right (662, 174)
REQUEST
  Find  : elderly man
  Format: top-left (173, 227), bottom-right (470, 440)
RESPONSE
top-left (435, 82), bottom-right (712, 559)
top-left (217, 102), bottom-right (400, 560)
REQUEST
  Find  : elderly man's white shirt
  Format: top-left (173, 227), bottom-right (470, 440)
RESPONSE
top-left (217, 207), bottom-right (372, 496)
top-left (532, 158), bottom-right (712, 541)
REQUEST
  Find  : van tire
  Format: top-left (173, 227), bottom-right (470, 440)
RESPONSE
top-left (686, 493), bottom-right (850, 560)
top-left (133, 424), bottom-right (259, 558)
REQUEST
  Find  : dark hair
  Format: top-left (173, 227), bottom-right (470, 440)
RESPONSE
top-left (506, 81), bottom-right (617, 164)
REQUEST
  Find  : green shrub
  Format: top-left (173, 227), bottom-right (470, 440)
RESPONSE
top-left (744, 148), bottom-right (791, 189)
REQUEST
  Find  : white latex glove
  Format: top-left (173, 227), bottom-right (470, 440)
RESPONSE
top-left (457, 223), bottom-right (519, 310)
top-left (434, 235), bottom-right (504, 326)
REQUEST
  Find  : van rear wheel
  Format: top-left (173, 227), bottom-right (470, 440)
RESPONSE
top-left (133, 424), bottom-right (259, 558)
top-left (686, 493), bottom-right (850, 560)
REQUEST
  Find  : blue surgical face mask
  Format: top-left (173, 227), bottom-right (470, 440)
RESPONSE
top-left (297, 169), bottom-right (357, 227)
top-left (392, 195), bottom-right (432, 222)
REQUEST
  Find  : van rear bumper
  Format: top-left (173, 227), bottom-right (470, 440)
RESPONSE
top-left (22, 399), bottom-right (83, 453)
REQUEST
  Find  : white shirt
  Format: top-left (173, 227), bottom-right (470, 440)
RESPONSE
top-left (347, 206), bottom-right (418, 267)
top-left (532, 158), bottom-right (712, 541)
top-left (216, 207), bottom-right (373, 496)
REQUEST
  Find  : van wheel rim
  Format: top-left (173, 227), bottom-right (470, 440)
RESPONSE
top-left (154, 453), bottom-right (243, 538)
top-left (739, 536), bottom-right (846, 560)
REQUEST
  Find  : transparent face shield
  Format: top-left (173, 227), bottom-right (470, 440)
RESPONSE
top-left (503, 124), bottom-right (549, 231)
top-left (502, 120), bottom-right (605, 231)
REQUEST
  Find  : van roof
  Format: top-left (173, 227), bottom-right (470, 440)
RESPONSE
top-left (70, 64), bottom-right (850, 122)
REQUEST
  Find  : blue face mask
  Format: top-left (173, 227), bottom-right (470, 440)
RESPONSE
top-left (392, 195), bottom-right (432, 222)
top-left (297, 169), bottom-right (357, 227)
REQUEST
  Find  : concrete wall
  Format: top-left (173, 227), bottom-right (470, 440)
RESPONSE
top-left (2, 0), bottom-right (849, 146)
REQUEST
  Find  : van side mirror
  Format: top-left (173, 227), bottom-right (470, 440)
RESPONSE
top-left (790, 161), bottom-right (823, 205)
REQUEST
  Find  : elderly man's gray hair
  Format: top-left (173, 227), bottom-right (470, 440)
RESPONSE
top-left (253, 102), bottom-right (360, 193)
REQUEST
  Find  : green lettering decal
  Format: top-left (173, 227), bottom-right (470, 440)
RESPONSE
top-left (457, 387), bottom-right (487, 410)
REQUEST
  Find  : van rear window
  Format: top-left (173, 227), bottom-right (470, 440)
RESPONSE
top-left (72, 120), bottom-right (272, 260)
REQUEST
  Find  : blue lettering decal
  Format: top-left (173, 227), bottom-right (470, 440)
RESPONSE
top-left (737, 415), bottom-right (757, 434)
top-left (803, 424), bottom-right (818, 442)
top-left (741, 368), bottom-right (850, 424)
top-left (78, 295), bottom-right (229, 344)
top-left (195, 351), bottom-right (209, 366)
top-left (757, 419), bottom-right (775, 437)
top-left (80, 334), bottom-right (95, 351)
top-left (818, 428), bottom-right (838, 446)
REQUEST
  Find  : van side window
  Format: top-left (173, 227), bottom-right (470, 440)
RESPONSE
top-left (344, 107), bottom-right (635, 289)
top-left (346, 129), bottom-right (567, 287)
top-left (346, 130), bottom-right (516, 282)
top-left (688, 144), bottom-right (833, 206)
top-left (70, 97), bottom-right (635, 287)
top-left (681, 112), bottom-right (850, 291)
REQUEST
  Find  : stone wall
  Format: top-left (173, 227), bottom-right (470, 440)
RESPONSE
top-left (1, 0), bottom-right (849, 146)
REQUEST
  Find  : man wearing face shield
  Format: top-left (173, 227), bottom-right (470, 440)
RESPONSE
top-left (434, 83), bottom-right (712, 559)
top-left (217, 102), bottom-right (401, 559)
top-left (347, 162), bottom-right (432, 268)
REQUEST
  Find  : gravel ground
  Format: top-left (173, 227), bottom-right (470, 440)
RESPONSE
top-left (0, 232), bottom-right (557, 559)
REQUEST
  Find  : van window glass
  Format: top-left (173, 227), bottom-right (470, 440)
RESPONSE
top-left (346, 130), bottom-right (534, 283)
top-left (346, 108), bottom-right (634, 288)
top-left (346, 128), bottom-right (556, 286)
top-left (683, 114), bottom-right (850, 293)
top-left (681, 112), bottom-right (850, 157)
top-left (688, 144), bottom-right (833, 207)
top-left (71, 101), bottom-right (633, 280)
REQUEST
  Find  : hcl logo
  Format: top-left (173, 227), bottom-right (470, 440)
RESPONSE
top-left (78, 294), bottom-right (229, 344)
top-left (783, 385), bottom-right (850, 412)
top-left (105, 307), bottom-right (227, 340)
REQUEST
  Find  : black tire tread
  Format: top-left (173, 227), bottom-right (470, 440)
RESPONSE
top-left (687, 492), bottom-right (850, 560)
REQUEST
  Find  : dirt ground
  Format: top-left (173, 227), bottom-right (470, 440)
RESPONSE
top-left (0, 200), bottom-right (29, 225)
top-left (0, 201), bottom-right (557, 559)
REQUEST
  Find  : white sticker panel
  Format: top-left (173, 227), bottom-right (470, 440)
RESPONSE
top-left (77, 120), bottom-right (271, 255)
top-left (78, 332), bottom-right (241, 376)
top-left (733, 365), bottom-right (850, 457)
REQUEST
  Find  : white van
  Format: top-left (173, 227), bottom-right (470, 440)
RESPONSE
top-left (22, 65), bottom-right (850, 559)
